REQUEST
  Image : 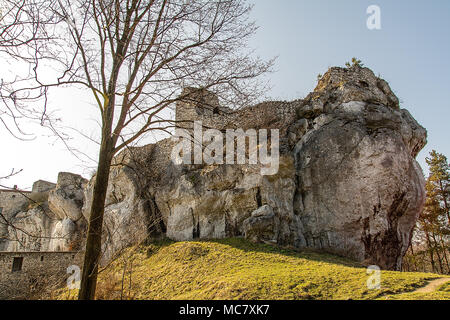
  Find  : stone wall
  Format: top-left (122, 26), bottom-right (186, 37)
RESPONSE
top-left (32, 181), bottom-right (56, 193)
top-left (0, 251), bottom-right (82, 299)
top-left (0, 189), bottom-right (31, 217)
top-left (175, 87), bottom-right (299, 137)
top-left (0, 189), bottom-right (31, 251)
top-left (175, 87), bottom-right (229, 131)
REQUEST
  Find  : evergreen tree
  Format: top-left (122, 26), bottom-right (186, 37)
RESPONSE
top-left (345, 57), bottom-right (364, 68)
top-left (425, 150), bottom-right (450, 223)
top-left (403, 150), bottom-right (449, 274)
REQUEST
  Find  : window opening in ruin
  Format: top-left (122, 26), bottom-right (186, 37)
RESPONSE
top-left (12, 257), bottom-right (23, 272)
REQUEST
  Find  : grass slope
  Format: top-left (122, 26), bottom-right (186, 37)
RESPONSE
top-left (59, 238), bottom-right (449, 300)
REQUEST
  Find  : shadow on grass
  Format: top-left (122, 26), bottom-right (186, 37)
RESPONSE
top-left (147, 237), bottom-right (364, 269)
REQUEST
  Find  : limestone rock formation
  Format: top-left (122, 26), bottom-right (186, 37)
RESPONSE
top-left (49, 218), bottom-right (78, 252)
top-left (243, 205), bottom-right (277, 243)
top-left (0, 190), bottom-right (31, 250)
top-left (292, 67), bottom-right (427, 269)
top-left (4, 206), bottom-right (56, 252)
top-left (95, 65), bottom-right (426, 270)
top-left (82, 145), bottom-right (169, 261)
top-left (48, 172), bottom-right (88, 222)
top-left (0, 176), bottom-right (86, 252)
top-left (32, 180), bottom-right (56, 193)
top-left (0, 65), bottom-right (427, 271)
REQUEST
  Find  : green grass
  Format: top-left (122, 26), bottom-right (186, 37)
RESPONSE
top-left (379, 281), bottom-right (450, 300)
top-left (58, 238), bottom-right (449, 300)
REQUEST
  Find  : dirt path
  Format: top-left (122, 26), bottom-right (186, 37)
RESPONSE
top-left (413, 278), bottom-right (450, 294)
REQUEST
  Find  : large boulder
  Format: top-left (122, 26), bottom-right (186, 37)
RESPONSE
top-left (291, 66), bottom-right (426, 270)
top-left (5, 211), bottom-right (81, 252)
top-left (243, 205), bottom-right (277, 243)
top-left (4, 206), bottom-right (58, 252)
top-left (48, 218), bottom-right (78, 251)
top-left (0, 190), bottom-right (31, 250)
top-left (0, 175), bottom-right (86, 252)
top-left (48, 172), bottom-right (87, 222)
top-left (32, 180), bottom-right (56, 193)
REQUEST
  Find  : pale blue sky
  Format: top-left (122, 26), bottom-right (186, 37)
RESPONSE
top-left (249, 0), bottom-right (450, 173)
top-left (1, 0), bottom-right (449, 188)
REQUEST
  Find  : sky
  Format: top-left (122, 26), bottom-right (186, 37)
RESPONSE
top-left (1, 0), bottom-right (449, 190)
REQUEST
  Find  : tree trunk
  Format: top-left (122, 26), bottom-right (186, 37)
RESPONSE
top-left (410, 245), bottom-right (419, 272)
top-left (412, 246), bottom-right (418, 271)
top-left (439, 236), bottom-right (450, 274)
top-left (78, 138), bottom-right (113, 300)
top-left (438, 180), bottom-right (450, 224)
top-left (425, 231), bottom-right (436, 273)
top-left (120, 259), bottom-right (127, 300)
top-left (431, 232), bottom-right (444, 274)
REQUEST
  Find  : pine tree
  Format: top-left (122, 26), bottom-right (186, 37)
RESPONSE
top-left (426, 150), bottom-right (450, 223)
top-left (345, 57), bottom-right (364, 68)
top-left (418, 150), bottom-right (450, 273)
top-left (403, 150), bottom-right (450, 274)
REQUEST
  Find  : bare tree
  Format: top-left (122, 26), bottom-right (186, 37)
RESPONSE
top-left (0, 0), bottom-right (272, 299)
top-left (0, 168), bottom-right (23, 182)
top-left (0, 0), bottom-right (58, 139)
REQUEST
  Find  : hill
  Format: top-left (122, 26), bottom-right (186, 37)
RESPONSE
top-left (57, 238), bottom-right (449, 300)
